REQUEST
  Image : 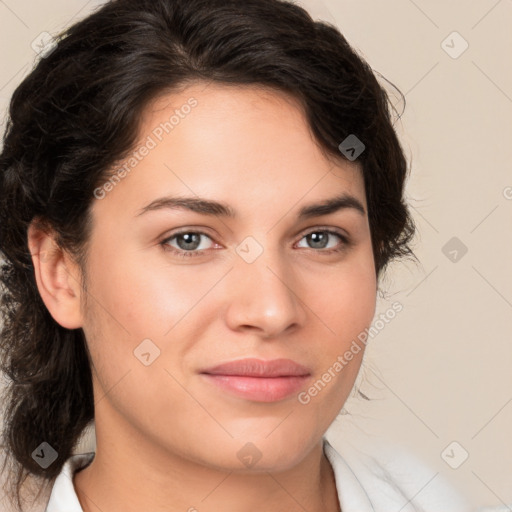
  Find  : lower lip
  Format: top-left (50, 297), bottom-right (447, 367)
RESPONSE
top-left (201, 374), bottom-right (310, 402)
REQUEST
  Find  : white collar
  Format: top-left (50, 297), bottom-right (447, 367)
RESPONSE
top-left (45, 452), bottom-right (94, 512)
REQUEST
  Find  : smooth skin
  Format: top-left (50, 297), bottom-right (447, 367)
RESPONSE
top-left (28, 81), bottom-right (377, 512)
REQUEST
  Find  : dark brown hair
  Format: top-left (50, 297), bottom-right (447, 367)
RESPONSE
top-left (0, 0), bottom-right (415, 509)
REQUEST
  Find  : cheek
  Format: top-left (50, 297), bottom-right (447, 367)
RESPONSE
top-left (81, 247), bottom-right (225, 386)
top-left (314, 250), bottom-right (377, 343)
top-left (340, 268), bottom-right (376, 331)
top-left (307, 254), bottom-right (375, 410)
top-left (78, 247), bottom-right (174, 377)
top-left (85, 248), bottom-right (198, 337)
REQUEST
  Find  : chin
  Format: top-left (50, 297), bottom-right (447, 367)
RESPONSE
top-left (187, 428), bottom-right (320, 473)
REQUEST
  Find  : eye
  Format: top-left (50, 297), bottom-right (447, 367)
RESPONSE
top-left (161, 231), bottom-right (216, 258)
top-left (296, 229), bottom-right (350, 253)
top-left (160, 227), bottom-right (351, 259)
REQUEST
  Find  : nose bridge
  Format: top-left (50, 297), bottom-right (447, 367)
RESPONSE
top-left (225, 235), bottom-right (305, 336)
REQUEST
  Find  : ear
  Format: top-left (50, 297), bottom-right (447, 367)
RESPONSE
top-left (27, 219), bottom-right (84, 329)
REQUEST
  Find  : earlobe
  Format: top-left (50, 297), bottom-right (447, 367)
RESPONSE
top-left (27, 220), bottom-right (84, 329)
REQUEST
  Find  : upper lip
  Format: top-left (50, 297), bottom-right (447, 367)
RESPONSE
top-left (200, 358), bottom-right (311, 377)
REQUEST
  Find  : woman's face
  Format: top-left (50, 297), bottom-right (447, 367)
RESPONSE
top-left (78, 82), bottom-right (377, 471)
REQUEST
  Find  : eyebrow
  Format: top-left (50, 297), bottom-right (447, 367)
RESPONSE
top-left (135, 193), bottom-right (366, 219)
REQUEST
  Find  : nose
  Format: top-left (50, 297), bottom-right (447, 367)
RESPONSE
top-left (223, 249), bottom-right (307, 339)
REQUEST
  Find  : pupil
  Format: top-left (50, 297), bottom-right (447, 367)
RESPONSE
top-left (179, 233), bottom-right (200, 250)
top-left (309, 232), bottom-right (327, 249)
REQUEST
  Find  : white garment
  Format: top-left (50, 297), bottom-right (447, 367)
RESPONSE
top-left (44, 437), bottom-right (470, 511)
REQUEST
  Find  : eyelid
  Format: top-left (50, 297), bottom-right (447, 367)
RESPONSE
top-left (300, 225), bottom-right (350, 242)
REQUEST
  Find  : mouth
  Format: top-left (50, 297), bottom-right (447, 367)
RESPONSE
top-left (199, 358), bottom-right (311, 402)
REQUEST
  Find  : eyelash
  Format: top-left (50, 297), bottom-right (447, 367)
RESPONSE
top-left (160, 227), bottom-right (351, 259)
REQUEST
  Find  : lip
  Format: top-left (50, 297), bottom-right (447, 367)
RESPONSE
top-left (199, 358), bottom-right (311, 402)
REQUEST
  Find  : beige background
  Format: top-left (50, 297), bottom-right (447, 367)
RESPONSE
top-left (0, 0), bottom-right (511, 509)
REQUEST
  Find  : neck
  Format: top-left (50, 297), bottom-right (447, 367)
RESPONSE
top-left (73, 427), bottom-right (340, 512)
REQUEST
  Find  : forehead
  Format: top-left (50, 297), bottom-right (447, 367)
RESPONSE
top-left (139, 80), bottom-right (352, 172)
top-left (92, 81), bottom-right (366, 224)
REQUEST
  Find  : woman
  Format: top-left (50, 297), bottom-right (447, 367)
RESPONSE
top-left (0, 0), bottom-right (469, 511)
